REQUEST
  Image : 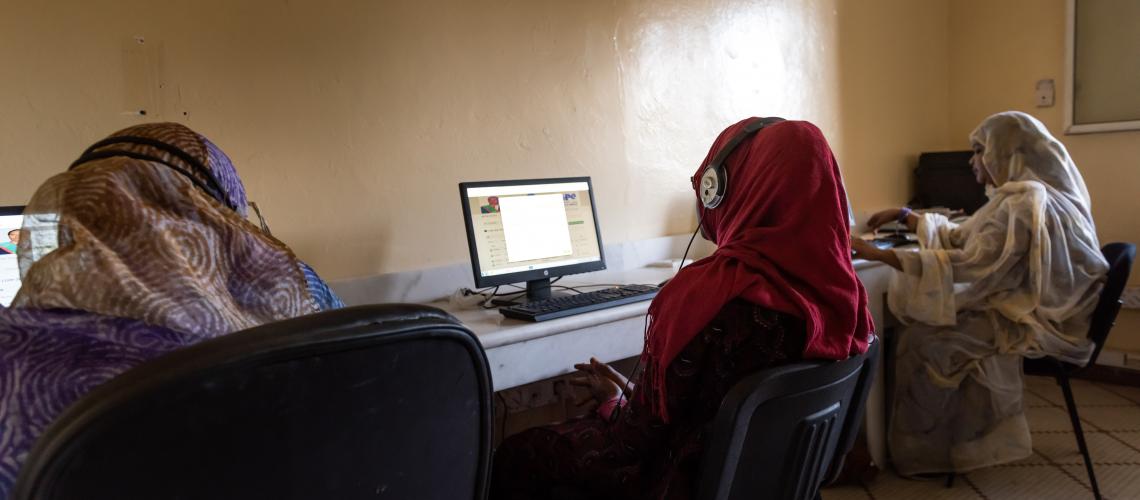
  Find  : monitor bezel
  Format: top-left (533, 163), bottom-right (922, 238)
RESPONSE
top-left (0, 206), bottom-right (25, 306)
top-left (458, 176), bottom-right (607, 289)
top-left (0, 206), bottom-right (24, 217)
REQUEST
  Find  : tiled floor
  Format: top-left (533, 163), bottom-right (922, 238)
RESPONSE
top-left (822, 375), bottom-right (1140, 500)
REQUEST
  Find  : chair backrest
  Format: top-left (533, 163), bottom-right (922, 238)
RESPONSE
top-left (821, 338), bottom-right (879, 485)
top-left (1086, 243), bottom-right (1136, 367)
top-left (697, 339), bottom-right (879, 500)
top-left (12, 304), bottom-right (493, 500)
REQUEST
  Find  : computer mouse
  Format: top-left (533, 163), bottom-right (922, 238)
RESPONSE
top-left (657, 278), bottom-right (671, 288)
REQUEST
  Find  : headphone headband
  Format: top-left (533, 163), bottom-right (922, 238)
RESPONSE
top-left (698, 117), bottom-right (785, 209)
top-left (706, 117), bottom-right (782, 169)
top-left (69, 136), bottom-right (236, 211)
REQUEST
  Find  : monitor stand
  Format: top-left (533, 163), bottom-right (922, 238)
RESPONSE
top-left (491, 277), bottom-right (569, 307)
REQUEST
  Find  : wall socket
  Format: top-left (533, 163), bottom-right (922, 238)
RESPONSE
top-left (1035, 79), bottom-right (1055, 108)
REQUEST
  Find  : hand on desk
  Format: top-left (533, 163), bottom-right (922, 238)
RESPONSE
top-left (849, 237), bottom-right (879, 261)
top-left (866, 209), bottom-right (903, 230)
top-left (570, 358), bottom-right (633, 408)
top-left (850, 236), bottom-right (903, 271)
top-left (866, 208), bottom-right (919, 232)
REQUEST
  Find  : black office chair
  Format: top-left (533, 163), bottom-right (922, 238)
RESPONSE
top-left (697, 337), bottom-right (880, 500)
top-left (1023, 242), bottom-right (1135, 500)
top-left (12, 304), bottom-right (493, 500)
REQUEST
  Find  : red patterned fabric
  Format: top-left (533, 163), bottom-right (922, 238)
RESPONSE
top-left (641, 119), bottom-right (873, 420)
top-left (491, 301), bottom-right (806, 500)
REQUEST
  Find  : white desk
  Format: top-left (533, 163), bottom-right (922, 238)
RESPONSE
top-left (429, 266), bottom-right (673, 391)
top-left (428, 259), bottom-right (896, 467)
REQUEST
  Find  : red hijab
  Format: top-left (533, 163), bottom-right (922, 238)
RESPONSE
top-left (641, 118), bottom-right (873, 420)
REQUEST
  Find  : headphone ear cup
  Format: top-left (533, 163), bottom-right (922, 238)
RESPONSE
top-left (697, 116), bottom-right (784, 210)
top-left (699, 165), bottom-right (727, 209)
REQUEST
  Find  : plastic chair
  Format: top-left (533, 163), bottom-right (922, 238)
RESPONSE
top-left (1023, 242), bottom-right (1135, 500)
top-left (12, 304), bottom-right (494, 500)
top-left (697, 337), bottom-right (880, 500)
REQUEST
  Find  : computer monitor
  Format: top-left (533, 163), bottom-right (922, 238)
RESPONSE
top-left (0, 206), bottom-right (25, 307)
top-left (458, 177), bottom-right (606, 303)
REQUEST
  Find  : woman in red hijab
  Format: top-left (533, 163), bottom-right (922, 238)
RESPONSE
top-left (491, 118), bottom-right (873, 500)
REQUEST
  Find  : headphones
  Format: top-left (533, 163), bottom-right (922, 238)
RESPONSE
top-left (696, 116), bottom-right (785, 209)
top-left (69, 135), bottom-right (237, 211)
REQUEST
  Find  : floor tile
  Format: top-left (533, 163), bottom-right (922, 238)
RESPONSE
top-left (967, 464), bottom-right (1090, 500)
top-left (819, 484), bottom-right (871, 500)
top-left (862, 376), bottom-right (1140, 498)
top-left (1032, 381), bottom-right (1136, 407)
top-left (1023, 390), bottom-right (1054, 408)
top-left (1025, 375), bottom-right (1060, 391)
top-left (1070, 378), bottom-right (1109, 391)
top-left (1078, 407), bottom-right (1140, 432)
top-left (996, 450), bottom-right (1052, 466)
top-left (1108, 432), bottom-right (1140, 454)
top-left (1025, 382), bottom-right (1066, 406)
top-left (1027, 407), bottom-right (1081, 432)
top-left (1061, 464), bottom-right (1140, 500)
top-left (1097, 383), bottom-right (1140, 405)
top-left (1073, 382), bottom-right (1137, 407)
top-left (866, 472), bottom-right (983, 500)
top-left (1033, 431), bottom-right (1140, 465)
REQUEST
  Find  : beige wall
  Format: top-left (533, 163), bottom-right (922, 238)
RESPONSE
top-left (10, 1), bottom-right (1131, 352)
top-left (837, 0), bottom-right (952, 217)
top-left (948, 0), bottom-right (1140, 353)
top-left (0, 0), bottom-right (951, 280)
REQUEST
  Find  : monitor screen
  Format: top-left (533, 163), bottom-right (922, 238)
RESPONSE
top-left (459, 177), bottom-right (605, 287)
top-left (0, 207), bottom-right (24, 307)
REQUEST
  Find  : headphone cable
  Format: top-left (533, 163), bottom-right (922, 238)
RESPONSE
top-left (678, 211), bottom-right (703, 272)
top-left (609, 211), bottom-right (703, 423)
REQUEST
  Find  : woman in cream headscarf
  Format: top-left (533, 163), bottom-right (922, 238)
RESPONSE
top-left (852, 111), bottom-right (1108, 475)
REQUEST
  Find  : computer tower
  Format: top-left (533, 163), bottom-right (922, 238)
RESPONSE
top-left (910, 151), bottom-right (988, 214)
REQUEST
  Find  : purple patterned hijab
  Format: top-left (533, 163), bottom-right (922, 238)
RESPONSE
top-left (0, 123), bottom-right (341, 496)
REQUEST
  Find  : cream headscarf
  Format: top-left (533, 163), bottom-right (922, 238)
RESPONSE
top-left (890, 110), bottom-right (1108, 363)
top-left (971, 111), bottom-right (1095, 224)
top-left (886, 111), bottom-right (1109, 476)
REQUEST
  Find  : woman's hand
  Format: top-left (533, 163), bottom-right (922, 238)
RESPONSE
top-left (851, 236), bottom-right (903, 271)
top-left (866, 209), bottom-right (903, 231)
top-left (569, 358), bottom-right (632, 407)
top-left (850, 237), bottom-right (880, 261)
top-left (867, 208), bottom-right (920, 232)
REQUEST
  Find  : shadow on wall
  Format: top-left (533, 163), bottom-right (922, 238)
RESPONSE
top-left (0, 0), bottom-right (954, 280)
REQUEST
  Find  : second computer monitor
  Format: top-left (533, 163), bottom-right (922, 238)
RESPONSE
top-left (0, 206), bottom-right (25, 307)
top-left (459, 177), bottom-right (605, 300)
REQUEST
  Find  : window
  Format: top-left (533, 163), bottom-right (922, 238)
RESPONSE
top-left (1065, 0), bottom-right (1140, 134)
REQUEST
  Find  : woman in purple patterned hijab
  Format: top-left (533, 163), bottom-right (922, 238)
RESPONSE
top-left (0, 123), bottom-right (343, 496)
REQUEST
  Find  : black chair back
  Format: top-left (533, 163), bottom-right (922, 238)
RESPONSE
top-left (12, 304), bottom-right (493, 500)
top-left (1019, 243), bottom-right (1135, 500)
top-left (1085, 243), bottom-right (1135, 367)
top-left (821, 338), bottom-right (879, 485)
top-left (698, 339), bottom-right (879, 500)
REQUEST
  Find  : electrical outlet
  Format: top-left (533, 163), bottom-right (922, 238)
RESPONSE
top-left (1035, 79), bottom-right (1055, 107)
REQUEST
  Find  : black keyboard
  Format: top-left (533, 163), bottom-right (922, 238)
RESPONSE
top-left (871, 234), bottom-right (916, 250)
top-left (499, 284), bottom-right (659, 322)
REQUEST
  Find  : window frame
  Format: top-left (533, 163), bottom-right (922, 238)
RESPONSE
top-left (1064, 0), bottom-right (1140, 134)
